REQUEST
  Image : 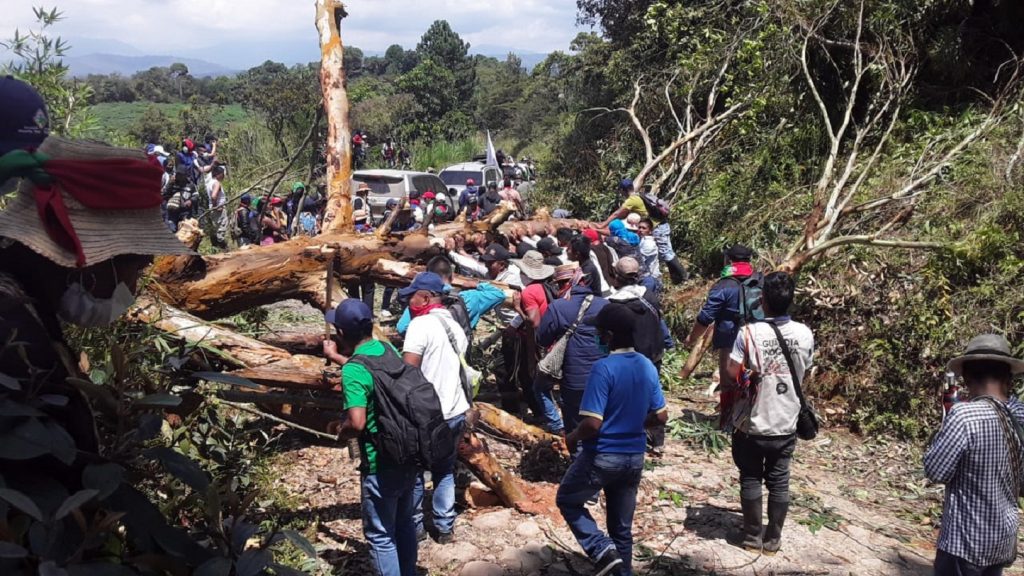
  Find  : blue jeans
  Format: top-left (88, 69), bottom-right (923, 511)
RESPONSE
top-left (561, 388), bottom-right (585, 434)
top-left (413, 414), bottom-right (465, 534)
top-left (652, 222), bottom-right (676, 262)
top-left (533, 374), bottom-right (564, 433)
top-left (361, 464), bottom-right (419, 576)
top-left (557, 450), bottom-right (644, 575)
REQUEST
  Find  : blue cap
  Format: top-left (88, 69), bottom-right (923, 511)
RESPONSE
top-left (325, 299), bottom-right (373, 335)
top-left (619, 178), bottom-right (634, 191)
top-left (398, 271), bottom-right (446, 299)
top-left (1, 76), bottom-right (49, 155)
top-left (240, 193), bottom-right (252, 204)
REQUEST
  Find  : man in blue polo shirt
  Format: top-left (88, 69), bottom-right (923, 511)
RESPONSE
top-left (557, 303), bottom-right (669, 576)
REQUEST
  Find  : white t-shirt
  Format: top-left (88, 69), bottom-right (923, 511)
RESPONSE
top-left (729, 319), bottom-right (815, 436)
top-left (640, 237), bottom-right (660, 278)
top-left (403, 309), bottom-right (470, 420)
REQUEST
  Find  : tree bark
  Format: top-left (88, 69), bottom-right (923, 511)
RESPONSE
top-left (315, 0), bottom-right (353, 235)
top-left (476, 402), bottom-right (567, 456)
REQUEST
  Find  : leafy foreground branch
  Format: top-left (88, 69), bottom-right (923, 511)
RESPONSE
top-left (0, 326), bottom-right (322, 574)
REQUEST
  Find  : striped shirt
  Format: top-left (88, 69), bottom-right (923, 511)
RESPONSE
top-left (924, 397), bottom-right (1024, 566)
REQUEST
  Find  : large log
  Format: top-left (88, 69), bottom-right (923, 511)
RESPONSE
top-left (130, 295), bottom-right (327, 389)
top-left (476, 402), bottom-right (567, 456)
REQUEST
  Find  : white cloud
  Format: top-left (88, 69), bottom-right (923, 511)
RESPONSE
top-left (0, 0), bottom-right (581, 58)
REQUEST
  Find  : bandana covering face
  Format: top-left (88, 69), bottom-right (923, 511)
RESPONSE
top-left (409, 302), bottom-right (445, 318)
top-left (721, 261), bottom-right (753, 279)
top-left (0, 149), bottom-right (164, 267)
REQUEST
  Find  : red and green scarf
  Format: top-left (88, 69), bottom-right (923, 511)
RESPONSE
top-left (721, 261), bottom-right (753, 279)
top-left (0, 149), bottom-right (164, 267)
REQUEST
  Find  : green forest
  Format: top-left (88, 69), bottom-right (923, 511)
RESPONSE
top-left (5, 0), bottom-right (1024, 573)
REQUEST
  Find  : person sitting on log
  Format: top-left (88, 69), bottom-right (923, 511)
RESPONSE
top-left (400, 272), bottom-right (471, 544)
top-left (558, 302), bottom-right (668, 576)
top-left (0, 133), bottom-right (193, 535)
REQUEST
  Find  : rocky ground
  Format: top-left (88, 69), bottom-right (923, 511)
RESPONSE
top-left (263, 393), bottom-right (1018, 576)
top-left (257, 301), bottom-right (1021, 575)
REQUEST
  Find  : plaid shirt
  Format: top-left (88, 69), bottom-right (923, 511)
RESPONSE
top-left (924, 397), bottom-right (1024, 566)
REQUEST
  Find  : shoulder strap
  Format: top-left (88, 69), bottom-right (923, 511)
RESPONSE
top-left (437, 315), bottom-right (473, 404)
top-left (636, 293), bottom-right (660, 318)
top-left (564, 296), bottom-right (594, 339)
top-left (764, 321), bottom-right (807, 409)
top-left (978, 397), bottom-right (1024, 499)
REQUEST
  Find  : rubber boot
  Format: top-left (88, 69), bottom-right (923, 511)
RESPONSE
top-left (665, 257), bottom-right (689, 284)
top-left (728, 497), bottom-right (762, 551)
top-left (762, 500), bottom-right (789, 555)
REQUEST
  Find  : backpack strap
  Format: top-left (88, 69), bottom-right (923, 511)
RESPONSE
top-left (436, 315), bottom-right (473, 406)
top-left (564, 296), bottom-right (594, 340)
top-left (764, 321), bottom-right (808, 411)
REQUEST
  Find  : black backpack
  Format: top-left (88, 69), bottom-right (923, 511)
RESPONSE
top-left (348, 346), bottom-right (456, 470)
top-left (443, 294), bottom-right (475, 360)
top-left (726, 273), bottom-right (765, 325)
top-left (604, 235), bottom-right (641, 260)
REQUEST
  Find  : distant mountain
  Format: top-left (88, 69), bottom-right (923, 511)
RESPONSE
top-left (59, 38), bottom-right (549, 77)
top-left (66, 53), bottom-right (236, 78)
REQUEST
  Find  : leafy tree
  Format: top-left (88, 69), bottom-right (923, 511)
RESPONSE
top-left (343, 46), bottom-right (364, 78)
top-left (132, 66), bottom-right (176, 103)
top-left (417, 20), bottom-right (476, 108)
top-left (473, 54), bottom-right (526, 131)
top-left (168, 62), bottom-right (190, 101)
top-left (398, 58), bottom-right (456, 122)
top-left (128, 104), bottom-right (172, 144)
top-left (2, 6), bottom-right (94, 136)
top-left (84, 73), bottom-right (136, 103)
top-left (235, 61), bottom-right (319, 154)
top-left (383, 43), bottom-right (418, 75)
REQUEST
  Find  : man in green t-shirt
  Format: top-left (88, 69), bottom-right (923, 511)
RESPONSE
top-left (324, 299), bottom-right (418, 576)
top-left (594, 178), bottom-right (688, 284)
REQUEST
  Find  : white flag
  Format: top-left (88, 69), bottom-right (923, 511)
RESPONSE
top-left (485, 130), bottom-right (498, 166)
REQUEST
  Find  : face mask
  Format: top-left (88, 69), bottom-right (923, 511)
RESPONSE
top-left (58, 281), bottom-right (136, 328)
top-left (594, 334), bottom-right (610, 356)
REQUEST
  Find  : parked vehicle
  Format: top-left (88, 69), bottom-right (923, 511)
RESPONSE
top-left (439, 161), bottom-right (503, 199)
top-left (351, 170), bottom-right (451, 223)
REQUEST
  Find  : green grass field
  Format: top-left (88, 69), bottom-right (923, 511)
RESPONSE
top-left (89, 102), bottom-right (251, 135)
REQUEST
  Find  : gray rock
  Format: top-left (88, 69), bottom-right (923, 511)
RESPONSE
top-left (459, 561), bottom-right (504, 576)
top-left (522, 543), bottom-right (554, 564)
top-left (515, 520), bottom-right (541, 538)
top-left (471, 509), bottom-right (514, 532)
top-left (434, 541), bottom-right (483, 567)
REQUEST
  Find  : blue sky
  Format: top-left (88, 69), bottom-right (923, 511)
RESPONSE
top-left (1, 0), bottom-right (584, 67)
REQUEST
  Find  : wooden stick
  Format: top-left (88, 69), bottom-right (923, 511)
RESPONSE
top-left (220, 400), bottom-right (337, 441)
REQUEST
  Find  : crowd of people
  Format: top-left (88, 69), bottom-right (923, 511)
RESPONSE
top-left (2, 77), bottom-right (1023, 576)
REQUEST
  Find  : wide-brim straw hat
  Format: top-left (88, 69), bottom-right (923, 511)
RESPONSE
top-left (511, 250), bottom-right (555, 281)
top-left (947, 334), bottom-right (1024, 375)
top-left (0, 136), bottom-right (193, 268)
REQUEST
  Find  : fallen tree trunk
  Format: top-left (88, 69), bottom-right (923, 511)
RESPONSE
top-left (148, 208), bottom-right (530, 320)
top-left (457, 431), bottom-right (556, 516)
top-left (476, 402), bottom-right (566, 456)
top-left (131, 295), bottom-right (328, 389)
